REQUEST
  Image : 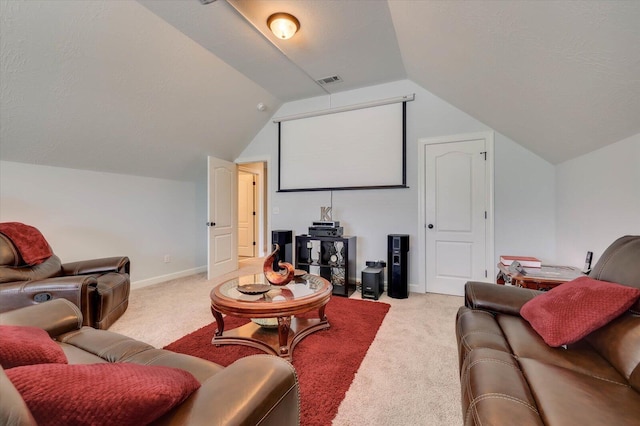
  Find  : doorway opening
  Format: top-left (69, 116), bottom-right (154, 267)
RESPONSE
top-left (237, 162), bottom-right (267, 259)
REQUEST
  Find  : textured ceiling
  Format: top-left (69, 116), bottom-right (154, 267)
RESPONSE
top-left (0, 0), bottom-right (279, 181)
top-left (389, 0), bottom-right (640, 164)
top-left (226, 0), bottom-right (406, 95)
top-left (1, 0), bottom-right (639, 182)
top-left (137, 0), bottom-right (326, 101)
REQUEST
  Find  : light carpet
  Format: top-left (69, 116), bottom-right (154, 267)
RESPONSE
top-left (164, 296), bottom-right (391, 426)
top-left (109, 258), bottom-right (464, 425)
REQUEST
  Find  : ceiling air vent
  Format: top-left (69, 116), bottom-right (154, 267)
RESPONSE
top-left (316, 75), bottom-right (343, 85)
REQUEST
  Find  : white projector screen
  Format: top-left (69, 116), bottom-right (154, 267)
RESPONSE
top-left (277, 101), bottom-right (407, 192)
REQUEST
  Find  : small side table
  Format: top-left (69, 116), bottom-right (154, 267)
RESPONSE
top-left (497, 263), bottom-right (585, 291)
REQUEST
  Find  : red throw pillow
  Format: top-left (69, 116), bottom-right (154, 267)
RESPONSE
top-left (521, 276), bottom-right (640, 347)
top-left (6, 363), bottom-right (201, 426)
top-left (0, 325), bottom-right (67, 369)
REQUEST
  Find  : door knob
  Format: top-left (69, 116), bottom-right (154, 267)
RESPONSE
top-left (206, 222), bottom-right (216, 227)
top-left (427, 224), bottom-right (434, 229)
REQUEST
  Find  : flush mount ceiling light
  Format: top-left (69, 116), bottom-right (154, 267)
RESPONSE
top-left (267, 13), bottom-right (300, 40)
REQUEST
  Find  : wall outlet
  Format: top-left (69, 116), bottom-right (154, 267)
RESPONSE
top-left (163, 255), bottom-right (171, 263)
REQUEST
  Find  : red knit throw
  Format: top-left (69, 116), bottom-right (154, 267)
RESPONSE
top-left (0, 222), bottom-right (53, 265)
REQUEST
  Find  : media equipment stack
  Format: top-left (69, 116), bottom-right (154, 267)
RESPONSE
top-left (295, 221), bottom-right (356, 297)
top-left (308, 221), bottom-right (343, 237)
top-left (271, 230), bottom-right (293, 269)
top-left (387, 234), bottom-right (409, 299)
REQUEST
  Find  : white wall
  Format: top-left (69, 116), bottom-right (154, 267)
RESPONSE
top-left (238, 79), bottom-right (557, 292)
top-left (556, 133), bottom-right (640, 267)
top-left (0, 161), bottom-right (207, 287)
top-left (493, 134), bottom-right (557, 264)
top-left (0, 79), bottom-right (560, 293)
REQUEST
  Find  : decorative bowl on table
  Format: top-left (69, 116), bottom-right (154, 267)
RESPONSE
top-left (236, 283), bottom-right (272, 295)
top-left (251, 317), bottom-right (285, 328)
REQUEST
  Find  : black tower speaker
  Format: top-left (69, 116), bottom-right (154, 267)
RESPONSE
top-left (271, 230), bottom-right (293, 270)
top-left (387, 234), bottom-right (409, 299)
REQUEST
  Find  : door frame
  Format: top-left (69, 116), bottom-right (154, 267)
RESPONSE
top-left (235, 155), bottom-right (270, 257)
top-left (237, 167), bottom-right (258, 257)
top-left (417, 131), bottom-right (495, 294)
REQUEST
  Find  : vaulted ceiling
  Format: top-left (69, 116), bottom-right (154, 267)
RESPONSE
top-left (1, 0), bottom-right (639, 181)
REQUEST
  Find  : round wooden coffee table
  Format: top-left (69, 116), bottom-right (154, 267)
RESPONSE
top-left (210, 273), bottom-right (332, 360)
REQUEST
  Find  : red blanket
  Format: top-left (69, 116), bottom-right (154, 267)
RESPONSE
top-left (0, 222), bottom-right (53, 265)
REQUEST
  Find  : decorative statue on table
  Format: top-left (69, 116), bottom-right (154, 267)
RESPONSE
top-left (263, 244), bottom-right (295, 286)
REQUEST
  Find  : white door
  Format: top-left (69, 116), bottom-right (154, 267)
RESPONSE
top-left (425, 139), bottom-right (488, 296)
top-left (237, 171), bottom-right (256, 257)
top-left (207, 156), bottom-right (237, 279)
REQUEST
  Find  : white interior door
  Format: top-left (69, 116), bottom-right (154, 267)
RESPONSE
top-left (208, 156), bottom-right (237, 279)
top-left (237, 171), bottom-right (256, 257)
top-left (425, 139), bottom-right (488, 296)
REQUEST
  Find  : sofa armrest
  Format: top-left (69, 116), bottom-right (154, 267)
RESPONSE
top-left (175, 355), bottom-right (299, 426)
top-left (0, 275), bottom-right (96, 326)
top-left (62, 256), bottom-right (130, 275)
top-left (465, 281), bottom-right (541, 316)
top-left (0, 255), bottom-right (62, 284)
top-left (0, 298), bottom-right (83, 336)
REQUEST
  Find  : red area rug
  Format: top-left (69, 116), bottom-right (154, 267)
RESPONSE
top-left (164, 296), bottom-right (390, 426)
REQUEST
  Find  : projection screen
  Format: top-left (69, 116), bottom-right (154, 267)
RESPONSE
top-left (277, 100), bottom-right (407, 192)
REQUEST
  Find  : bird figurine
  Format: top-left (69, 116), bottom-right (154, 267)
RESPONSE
top-left (263, 244), bottom-right (295, 286)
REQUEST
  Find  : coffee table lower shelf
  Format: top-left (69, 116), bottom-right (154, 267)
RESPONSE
top-left (211, 316), bottom-right (329, 361)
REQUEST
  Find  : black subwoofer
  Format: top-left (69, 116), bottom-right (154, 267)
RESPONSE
top-left (387, 234), bottom-right (409, 299)
top-left (362, 261), bottom-right (386, 300)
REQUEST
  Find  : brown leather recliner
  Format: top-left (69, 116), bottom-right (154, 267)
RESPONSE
top-left (456, 235), bottom-right (640, 425)
top-left (0, 299), bottom-right (300, 425)
top-left (0, 231), bottom-right (130, 330)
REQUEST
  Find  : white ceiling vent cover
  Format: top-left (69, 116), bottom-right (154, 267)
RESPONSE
top-left (316, 75), bottom-right (343, 85)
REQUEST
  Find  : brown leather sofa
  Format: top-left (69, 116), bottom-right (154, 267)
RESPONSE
top-left (0, 299), bottom-right (300, 425)
top-left (0, 232), bottom-right (130, 329)
top-left (456, 235), bottom-right (640, 425)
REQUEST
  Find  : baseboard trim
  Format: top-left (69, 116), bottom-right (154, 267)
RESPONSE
top-left (132, 266), bottom-right (207, 290)
top-left (408, 283), bottom-right (421, 293)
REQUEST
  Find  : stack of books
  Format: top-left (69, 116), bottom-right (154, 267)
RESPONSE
top-left (499, 255), bottom-right (542, 268)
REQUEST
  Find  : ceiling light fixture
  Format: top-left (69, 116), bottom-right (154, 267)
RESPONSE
top-left (267, 13), bottom-right (300, 40)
